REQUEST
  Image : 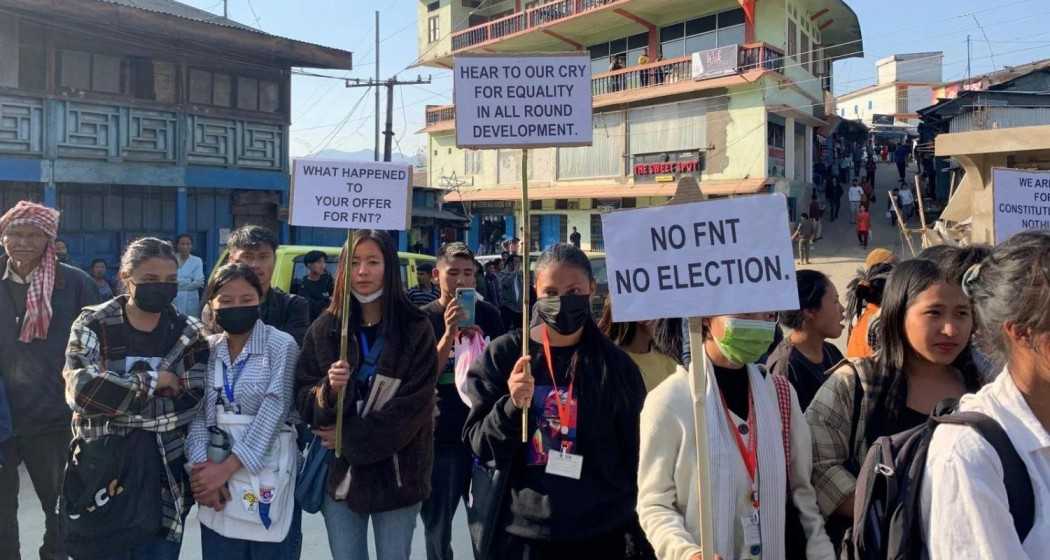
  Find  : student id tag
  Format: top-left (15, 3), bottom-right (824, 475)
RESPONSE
top-left (545, 451), bottom-right (583, 479)
top-left (741, 511), bottom-right (762, 558)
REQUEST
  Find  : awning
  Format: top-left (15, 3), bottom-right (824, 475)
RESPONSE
top-left (412, 207), bottom-right (469, 222)
top-left (442, 178), bottom-right (772, 203)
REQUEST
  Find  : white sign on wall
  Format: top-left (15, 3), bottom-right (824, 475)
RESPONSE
top-left (992, 167), bottom-right (1050, 243)
top-left (453, 53), bottom-right (593, 149)
top-left (602, 194), bottom-right (799, 322)
top-left (289, 159), bottom-right (411, 230)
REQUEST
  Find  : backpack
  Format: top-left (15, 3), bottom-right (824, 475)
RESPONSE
top-left (850, 401), bottom-right (1035, 560)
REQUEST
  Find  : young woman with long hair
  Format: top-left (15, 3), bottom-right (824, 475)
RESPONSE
top-left (806, 259), bottom-right (982, 537)
top-left (463, 243), bottom-right (652, 559)
top-left (294, 230), bottom-right (438, 560)
top-left (598, 300), bottom-right (679, 392)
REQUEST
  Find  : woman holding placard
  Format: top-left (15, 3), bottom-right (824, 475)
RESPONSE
top-left (294, 230), bottom-right (438, 560)
top-left (462, 243), bottom-right (652, 559)
top-left (637, 311), bottom-right (835, 560)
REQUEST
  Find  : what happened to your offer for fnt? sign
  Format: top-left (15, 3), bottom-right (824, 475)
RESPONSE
top-left (288, 159), bottom-right (411, 230)
top-left (453, 53), bottom-right (593, 149)
top-left (602, 194), bottom-right (800, 323)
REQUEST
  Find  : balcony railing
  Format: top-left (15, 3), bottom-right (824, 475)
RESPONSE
top-left (426, 105), bottom-right (456, 127)
top-left (452, 0), bottom-right (620, 52)
top-left (425, 43), bottom-right (785, 127)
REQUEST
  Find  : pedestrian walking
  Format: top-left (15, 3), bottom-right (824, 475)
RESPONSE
top-left (90, 257), bottom-right (118, 300)
top-left (865, 155), bottom-right (877, 186)
top-left (764, 270), bottom-right (846, 410)
top-left (0, 201), bottom-right (98, 560)
top-left (898, 187), bottom-right (916, 221)
top-left (569, 226), bottom-right (581, 248)
top-left (187, 263), bottom-right (301, 558)
top-left (809, 189), bottom-right (824, 241)
top-left (463, 244), bottom-right (653, 559)
top-left (638, 310), bottom-right (835, 560)
top-left (792, 213), bottom-right (817, 265)
top-left (838, 155), bottom-right (852, 186)
top-left (300, 250), bottom-right (335, 322)
top-left (856, 204), bottom-right (871, 248)
top-left (845, 249), bottom-right (896, 359)
top-left (923, 231), bottom-right (1050, 558)
top-left (848, 182), bottom-right (864, 223)
top-left (63, 237), bottom-right (209, 559)
top-left (826, 176), bottom-right (842, 222)
top-left (175, 234), bottom-right (206, 318)
top-left (894, 142), bottom-right (910, 183)
top-left (483, 260), bottom-right (502, 309)
top-left (419, 243), bottom-right (505, 560)
top-left (215, 226), bottom-right (310, 345)
top-left (295, 229), bottom-right (438, 560)
top-left (598, 301), bottom-right (678, 392)
top-left (407, 262), bottom-right (441, 306)
top-left (852, 143), bottom-right (863, 181)
top-left (806, 259), bottom-right (983, 550)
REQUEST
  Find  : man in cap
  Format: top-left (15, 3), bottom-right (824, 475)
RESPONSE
top-left (0, 200), bottom-right (98, 560)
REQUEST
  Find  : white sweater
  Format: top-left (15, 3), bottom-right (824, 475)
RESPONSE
top-left (637, 364), bottom-right (834, 560)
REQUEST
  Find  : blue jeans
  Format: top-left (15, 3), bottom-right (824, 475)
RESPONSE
top-left (322, 495), bottom-right (420, 560)
top-left (200, 504), bottom-right (303, 560)
top-left (420, 443), bottom-right (473, 560)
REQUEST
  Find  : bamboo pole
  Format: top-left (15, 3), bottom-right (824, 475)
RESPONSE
top-left (520, 148), bottom-right (531, 443)
top-left (335, 229), bottom-right (354, 458)
top-left (915, 175), bottom-right (929, 232)
top-left (889, 191), bottom-right (916, 256)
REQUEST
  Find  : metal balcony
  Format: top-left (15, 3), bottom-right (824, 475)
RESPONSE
top-left (451, 0), bottom-right (623, 52)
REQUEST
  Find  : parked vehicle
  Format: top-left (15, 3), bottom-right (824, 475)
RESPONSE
top-left (476, 251), bottom-right (608, 317)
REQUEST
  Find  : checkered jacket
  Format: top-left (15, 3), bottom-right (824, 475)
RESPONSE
top-left (64, 296), bottom-right (209, 543)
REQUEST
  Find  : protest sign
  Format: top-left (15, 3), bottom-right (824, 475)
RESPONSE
top-left (289, 159), bottom-right (411, 230)
top-left (453, 53), bottom-right (592, 149)
top-left (602, 193), bottom-right (799, 323)
top-left (992, 167), bottom-right (1050, 243)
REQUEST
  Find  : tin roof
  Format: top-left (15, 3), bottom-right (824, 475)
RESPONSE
top-left (94, 0), bottom-right (259, 33)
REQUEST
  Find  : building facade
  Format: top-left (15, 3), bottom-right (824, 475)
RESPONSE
top-left (417, 0), bottom-right (862, 251)
top-left (834, 52), bottom-right (942, 131)
top-left (0, 0), bottom-right (352, 271)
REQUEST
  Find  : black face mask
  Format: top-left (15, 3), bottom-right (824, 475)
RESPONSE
top-left (215, 305), bottom-right (260, 335)
top-left (130, 282), bottom-right (177, 313)
top-left (532, 294), bottom-right (591, 335)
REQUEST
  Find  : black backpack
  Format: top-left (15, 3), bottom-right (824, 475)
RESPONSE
top-left (850, 402), bottom-right (1035, 560)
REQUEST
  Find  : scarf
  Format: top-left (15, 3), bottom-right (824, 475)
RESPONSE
top-left (0, 201), bottom-right (60, 343)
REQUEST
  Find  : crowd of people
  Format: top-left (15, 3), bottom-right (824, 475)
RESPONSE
top-left (1, 197), bottom-right (1049, 560)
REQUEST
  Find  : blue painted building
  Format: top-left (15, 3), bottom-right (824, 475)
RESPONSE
top-left (0, 0), bottom-right (352, 271)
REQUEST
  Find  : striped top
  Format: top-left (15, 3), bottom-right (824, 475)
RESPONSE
top-left (407, 285), bottom-right (440, 307)
top-left (186, 319), bottom-right (298, 474)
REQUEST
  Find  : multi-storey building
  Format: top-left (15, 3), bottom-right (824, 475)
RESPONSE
top-left (0, 0), bottom-right (352, 269)
top-left (417, 0), bottom-right (861, 252)
top-left (835, 52), bottom-right (942, 132)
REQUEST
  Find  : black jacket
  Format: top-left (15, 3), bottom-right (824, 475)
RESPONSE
top-left (0, 257), bottom-right (98, 436)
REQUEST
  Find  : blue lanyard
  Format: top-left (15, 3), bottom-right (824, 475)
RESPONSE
top-left (358, 332), bottom-right (372, 359)
top-left (221, 358), bottom-right (249, 406)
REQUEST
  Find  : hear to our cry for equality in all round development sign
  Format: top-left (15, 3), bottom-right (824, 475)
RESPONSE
top-left (453, 53), bottom-right (593, 149)
top-left (289, 159), bottom-right (411, 230)
top-left (602, 194), bottom-right (800, 323)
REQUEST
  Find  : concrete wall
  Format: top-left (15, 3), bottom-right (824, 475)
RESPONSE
top-left (417, 0), bottom-right (454, 66)
top-left (0, 16), bottom-right (18, 88)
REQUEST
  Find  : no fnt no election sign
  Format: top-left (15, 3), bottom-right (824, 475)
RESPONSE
top-left (602, 194), bottom-right (800, 323)
top-left (290, 159), bottom-right (411, 230)
top-left (454, 53), bottom-right (592, 149)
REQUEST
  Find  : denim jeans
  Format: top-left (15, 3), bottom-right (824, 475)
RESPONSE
top-left (322, 495), bottom-right (420, 560)
top-left (200, 504), bottom-right (303, 560)
top-left (420, 443), bottom-right (473, 560)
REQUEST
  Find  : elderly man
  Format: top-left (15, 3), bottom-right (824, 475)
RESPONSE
top-left (0, 201), bottom-right (98, 560)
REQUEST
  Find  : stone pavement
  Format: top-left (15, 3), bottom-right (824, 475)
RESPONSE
top-left (16, 163), bottom-right (922, 559)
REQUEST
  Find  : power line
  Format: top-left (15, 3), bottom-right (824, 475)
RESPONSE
top-left (972, 15), bottom-right (999, 72)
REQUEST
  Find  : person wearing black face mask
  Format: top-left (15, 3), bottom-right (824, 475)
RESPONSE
top-left (186, 263), bottom-right (301, 558)
top-left (463, 244), bottom-right (654, 560)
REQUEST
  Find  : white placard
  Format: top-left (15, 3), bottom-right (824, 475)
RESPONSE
top-left (602, 194), bottom-right (799, 322)
top-left (453, 53), bottom-right (592, 149)
top-left (992, 167), bottom-right (1050, 243)
top-left (289, 159), bottom-right (411, 230)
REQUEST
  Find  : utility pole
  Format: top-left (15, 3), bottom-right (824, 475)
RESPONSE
top-left (374, 11), bottom-right (381, 162)
top-left (347, 75), bottom-right (433, 161)
top-left (966, 34), bottom-right (972, 82)
top-left (223, 0), bottom-right (228, 18)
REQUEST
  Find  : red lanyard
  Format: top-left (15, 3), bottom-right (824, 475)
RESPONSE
top-left (541, 326), bottom-right (575, 447)
top-left (719, 385), bottom-right (759, 509)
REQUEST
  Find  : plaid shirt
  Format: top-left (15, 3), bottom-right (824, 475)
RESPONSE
top-left (804, 357), bottom-right (888, 516)
top-left (64, 296), bottom-right (209, 543)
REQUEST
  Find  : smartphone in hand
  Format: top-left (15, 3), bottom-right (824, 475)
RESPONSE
top-left (455, 288), bottom-right (477, 328)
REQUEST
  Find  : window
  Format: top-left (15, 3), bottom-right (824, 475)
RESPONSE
top-left (428, 15), bottom-right (440, 43)
top-left (868, 100), bottom-right (873, 110)
top-left (554, 199), bottom-right (568, 210)
top-left (464, 150), bottom-right (482, 175)
top-left (237, 77), bottom-right (259, 111)
top-left (16, 21), bottom-right (46, 91)
top-left (189, 69), bottom-right (279, 112)
top-left (559, 112), bottom-right (624, 179)
top-left (428, 1), bottom-right (440, 10)
top-left (787, 19), bottom-right (797, 60)
top-left (59, 50), bottom-right (124, 94)
top-left (621, 198), bottom-right (637, 208)
top-left (854, 104), bottom-right (859, 115)
top-left (590, 214), bottom-right (605, 251)
top-left (800, 34), bottom-right (809, 71)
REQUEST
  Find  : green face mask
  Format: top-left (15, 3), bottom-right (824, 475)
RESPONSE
top-left (714, 318), bottom-right (777, 366)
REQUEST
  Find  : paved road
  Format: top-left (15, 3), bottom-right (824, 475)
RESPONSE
top-left (15, 162), bottom-right (917, 559)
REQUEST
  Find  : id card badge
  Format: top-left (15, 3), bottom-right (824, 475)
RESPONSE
top-left (740, 510), bottom-right (762, 559)
top-left (545, 450), bottom-right (583, 479)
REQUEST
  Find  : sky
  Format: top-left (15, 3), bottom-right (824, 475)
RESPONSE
top-left (179, 0), bottom-right (1050, 159)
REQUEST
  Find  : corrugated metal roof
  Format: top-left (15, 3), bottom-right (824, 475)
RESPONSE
top-left (93, 0), bottom-right (262, 34)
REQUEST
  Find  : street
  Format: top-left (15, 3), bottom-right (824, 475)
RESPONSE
top-left (13, 164), bottom-right (912, 560)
